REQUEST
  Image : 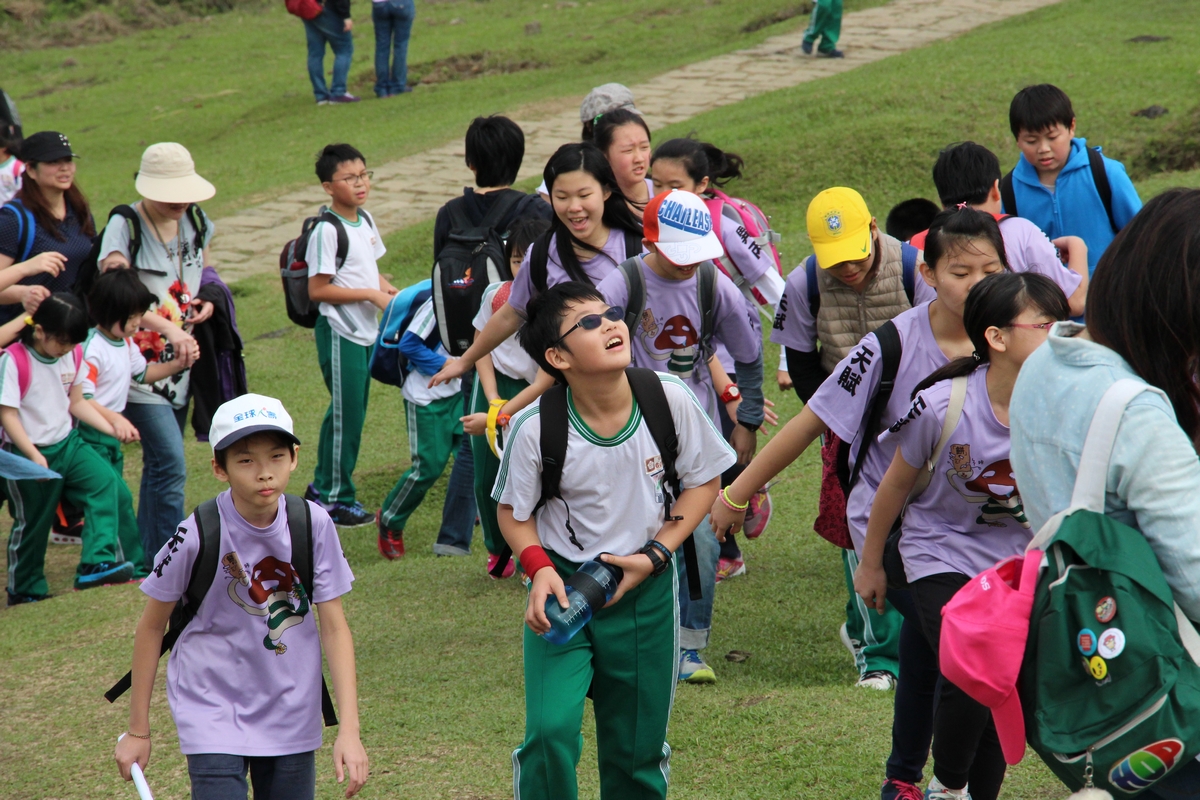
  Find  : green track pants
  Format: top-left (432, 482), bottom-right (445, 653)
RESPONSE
top-left (514, 551), bottom-right (678, 800)
top-left (5, 430), bottom-right (124, 597)
top-left (803, 0), bottom-right (843, 52)
top-left (313, 316), bottom-right (373, 506)
top-left (380, 394), bottom-right (462, 533)
top-left (470, 370), bottom-right (529, 556)
top-left (78, 422), bottom-right (146, 577)
top-left (842, 547), bottom-right (901, 677)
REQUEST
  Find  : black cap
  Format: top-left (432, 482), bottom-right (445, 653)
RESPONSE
top-left (19, 131), bottom-right (79, 163)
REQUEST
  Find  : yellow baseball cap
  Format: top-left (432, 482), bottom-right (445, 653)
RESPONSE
top-left (807, 187), bottom-right (873, 269)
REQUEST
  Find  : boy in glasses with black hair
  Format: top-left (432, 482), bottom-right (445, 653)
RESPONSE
top-left (494, 281), bottom-right (733, 800)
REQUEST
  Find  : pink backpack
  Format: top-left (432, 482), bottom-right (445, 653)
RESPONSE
top-left (5, 341), bottom-right (85, 399)
top-left (703, 188), bottom-right (783, 310)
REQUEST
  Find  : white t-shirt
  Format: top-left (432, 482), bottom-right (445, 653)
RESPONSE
top-left (82, 329), bottom-right (148, 412)
top-left (305, 210), bottom-right (386, 347)
top-left (494, 372), bottom-right (735, 561)
top-left (473, 281), bottom-right (540, 384)
top-left (0, 344), bottom-right (85, 446)
top-left (401, 298), bottom-right (461, 406)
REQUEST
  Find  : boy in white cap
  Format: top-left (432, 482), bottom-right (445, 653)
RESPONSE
top-left (596, 189), bottom-right (764, 683)
top-left (98, 141), bottom-right (215, 561)
top-left (115, 393), bottom-right (369, 800)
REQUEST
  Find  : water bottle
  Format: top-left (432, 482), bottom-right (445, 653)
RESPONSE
top-left (542, 558), bottom-right (625, 645)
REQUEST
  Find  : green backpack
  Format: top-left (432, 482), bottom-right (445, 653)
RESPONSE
top-left (1021, 379), bottom-right (1200, 796)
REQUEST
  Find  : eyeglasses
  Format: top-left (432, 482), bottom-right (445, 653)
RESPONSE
top-left (552, 306), bottom-right (624, 346)
top-left (332, 171), bottom-right (374, 186)
top-left (1007, 322), bottom-right (1055, 330)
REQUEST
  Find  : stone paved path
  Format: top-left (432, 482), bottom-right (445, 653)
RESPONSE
top-left (211, 0), bottom-right (1065, 281)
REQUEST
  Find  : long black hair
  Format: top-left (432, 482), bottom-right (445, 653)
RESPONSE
top-left (20, 291), bottom-right (90, 347)
top-left (912, 272), bottom-right (1069, 397)
top-left (650, 138), bottom-right (745, 188)
top-left (593, 108), bottom-right (651, 155)
top-left (924, 206), bottom-right (1010, 273)
top-left (1088, 188), bottom-right (1200, 441)
top-left (505, 216), bottom-right (550, 267)
top-left (540, 142), bottom-right (642, 283)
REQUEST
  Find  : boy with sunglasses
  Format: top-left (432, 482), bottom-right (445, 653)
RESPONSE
top-left (596, 189), bottom-right (764, 683)
top-left (495, 281), bottom-right (733, 800)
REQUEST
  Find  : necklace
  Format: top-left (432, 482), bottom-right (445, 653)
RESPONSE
top-left (141, 204), bottom-right (190, 305)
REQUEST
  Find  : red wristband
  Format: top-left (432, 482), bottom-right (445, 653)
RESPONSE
top-left (518, 545), bottom-right (555, 577)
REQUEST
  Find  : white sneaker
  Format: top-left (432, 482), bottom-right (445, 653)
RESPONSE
top-left (839, 622), bottom-right (861, 658)
top-left (924, 778), bottom-right (971, 799)
top-left (856, 670), bottom-right (897, 691)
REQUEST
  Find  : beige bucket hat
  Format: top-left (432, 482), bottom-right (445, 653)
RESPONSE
top-left (135, 142), bottom-right (216, 204)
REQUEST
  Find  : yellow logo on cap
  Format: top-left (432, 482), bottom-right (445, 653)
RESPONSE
top-left (824, 210), bottom-right (843, 237)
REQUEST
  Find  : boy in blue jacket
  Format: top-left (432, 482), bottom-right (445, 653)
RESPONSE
top-left (1004, 83), bottom-right (1142, 275)
top-left (375, 297), bottom-right (464, 559)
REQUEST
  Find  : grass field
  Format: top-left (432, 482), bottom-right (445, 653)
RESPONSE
top-left (2, 0), bottom-right (1200, 797)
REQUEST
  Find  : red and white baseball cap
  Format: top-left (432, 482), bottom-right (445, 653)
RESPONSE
top-left (643, 190), bottom-right (724, 266)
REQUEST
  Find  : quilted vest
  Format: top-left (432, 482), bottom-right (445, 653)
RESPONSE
top-left (815, 233), bottom-right (914, 373)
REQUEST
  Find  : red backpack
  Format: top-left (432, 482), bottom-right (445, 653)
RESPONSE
top-left (5, 341), bottom-right (85, 399)
top-left (284, 0), bottom-right (322, 21)
top-left (703, 188), bottom-right (783, 314)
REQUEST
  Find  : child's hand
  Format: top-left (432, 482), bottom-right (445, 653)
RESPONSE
top-left (1051, 235), bottom-right (1087, 266)
top-left (461, 412), bottom-right (488, 437)
top-left (371, 290), bottom-right (393, 310)
top-left (762, 398), bottom-right (779, 429)
top-left (112, 415), bottom-right (141, 444)
top-left (776, 369), bottom-right (793, 392)
top-left (599, 551), bottom-right (654, 607)
top-left (20, 251), bottom-right (66, 279)
top-left (114, 733), bottom-right (151, 781)
top-left (853, 559), bottom-right (889, 615)
top-left (428, 357), bottom-right (466, 388)
top-left (729, 424), bottom-right (756, 465)
top-left (21, 285), bottom-right (50, 315)
top-left (710, 495), bottom-right (747, 541)
top-left (29, 449), bottom-right (48, 470)
top-left (526, 567), bottom-right (567, 635)
top-left (332, 731), bottom-right (369, 798)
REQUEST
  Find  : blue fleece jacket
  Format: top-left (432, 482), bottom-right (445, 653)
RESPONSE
top-left (1004, 137), bottom-right (1142, 276)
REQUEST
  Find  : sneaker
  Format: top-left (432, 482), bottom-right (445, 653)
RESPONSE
top-left (924, 778), bottom-right (970, 799)
top-left (818, 48), bottom-right (846, 58)
top-left (6, 590), bottom-right (50, 607)
top-left (486, 552), bottom-right (515, 579)
top-left (743, 487), bottom-right (773, 539)
top-left (715, 556), bottom-right (746, 582)
top-left (857, 669), bottom-right (898, 691)
top-left (329, 501), bottom-right (374, 527)
top-left (801, 40), bottom-right (814, 54)
top-left (316, 99), bottom-right (332, 106)
top-left (376, 512), bottom-right (405, 560)
top-left (329, 93), bottom-right (361, 103)
top-left (839, 622), bottom-right (862, 659)
top-left (678, 649), bottom-right (717, 684)
top-left (304, 483), bottom-right (322, 505)
top-left (882, 779), bottom-right (924, 800)
top-left (74, 561), bottom-right (136, 590)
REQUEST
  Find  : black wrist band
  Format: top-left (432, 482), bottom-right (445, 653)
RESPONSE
top-left (637, 542), bottom-right (670, 577)
top-left (646, 540), bottom-right (672, 563)
top-left (737, 419), bottom-right (760, 432)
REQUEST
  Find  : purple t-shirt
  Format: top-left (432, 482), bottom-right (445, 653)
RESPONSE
top-left (507, 227), bottom-right (637, 316)
top-left (880, 366), bottom-right (1032, 581)
top-left (596, 256), bottom-right (760, 424)
top-left (997, 216), bottom-right (1083, 299)
top-left (805, 302), bottom-right (949, 552)
top-left (770, 258), bottom-right (937, 354)
top-left (141, 491), bottom-right (354, 756)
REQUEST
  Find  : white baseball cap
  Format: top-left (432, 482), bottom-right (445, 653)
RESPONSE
top-left (642, 190), bottom-right (724, 266)
top-left (135, 142), bottom-right (216, 204)
top-left (209, 394), bottom-right (300, 453)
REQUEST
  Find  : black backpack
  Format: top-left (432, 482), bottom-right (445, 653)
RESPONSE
top-left (836, 320), bottom-right (903, 495)
top-left (280, 208), bottom-right (374, 329)
top-left (105, 495), bottom-right (338, 728)
top-left (489, 367), bottom-right (703, 601)
top-left (527, 228), bottom-right (644, 295)
top-left (431, 192), bottom-right (523, 356)
top-left (618, 256), bottom-right (718, 362)
top-left (0, 87), bottom-right (21, 146)
top-left (74, 203), bottom-right (209, 298)
top-left (1000, 146), bottom-right (1117, 233)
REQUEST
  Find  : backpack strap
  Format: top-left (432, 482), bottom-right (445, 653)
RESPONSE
top-left (185, 204), bottom-right (208, 252)
top-left (618, 257), bottom-right (645, 335)
top-left (2, 200), bottom-right (36, 263)
top-left (900, 243), bottom-right (917, 306)
top-left (478, 190), bottom-right (524, 235)
top-left (444, 197), bottom-right (475, 238)
top-left (999, 170), bottom-right (1018, 217)
top-left (1087, 146), bottom-right (1118, 234)
top-left (838, 321), bottom-right (902, 493)
top-left (107, 205), bottom-right (142, 269)
top-left (805, 255), bottom-right (820, 317)
top-left (908, 375), bottom-right (967, 498)
top-left (6, 342), bottom-right (30, 400)
top-left (697, 261), bottom-right (717, 360)
top-left (283, 494), bottom-right (338, 727)
top-left (703, 196), bottom-right (724, 243)
top-left (317, 209), bottom-right (350, 270)
top-left (622, 229), bottom-right (643, 263)
top-left (359, 209), bottom-right (375, 231)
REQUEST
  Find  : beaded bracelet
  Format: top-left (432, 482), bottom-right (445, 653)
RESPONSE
top-left (719, 486), bottom-right (749, 512)
top-left (124, 731), bottom-right (151, 740)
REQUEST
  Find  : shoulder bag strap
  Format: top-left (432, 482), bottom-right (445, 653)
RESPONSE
top-left (283, 494), bottom-right (338, 727)
top-left (805, 255), bottom-right (820, 317)
top-left (900, 242), bottom-right (917, 306)
top-left (842, 320), bottom-right (901, 493)
top-left (697, 261), bottom-right (717, 360)
top-left (1086, 146), bottom-right (1118, 234)
top-left (999, 170), bottom-right (1018, 217)
top-left (618, 257), bottom-right (644, 334)
top-left (908, 375), bottom-right (967, 499)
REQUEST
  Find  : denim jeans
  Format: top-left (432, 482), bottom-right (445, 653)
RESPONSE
top-left (123, 401), bottom-right (187, 564)
top-left (371, 0), bottom-right (415, 97)
top-left (433, 374), bottom-right (478, 556)
top-left (186, 751), bottom-right (315, 800)
top-left (677, 517), bottom-right (719, 651)
top-left (303, 8), bottom-right (354, 101)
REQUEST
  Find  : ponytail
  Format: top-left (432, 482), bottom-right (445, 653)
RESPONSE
top-left (911, 271), bottom-right (1069, 398)
top-left (650, 138), bottom-right (745, 188)
top-left (20, 292), bottom-right (90, 347)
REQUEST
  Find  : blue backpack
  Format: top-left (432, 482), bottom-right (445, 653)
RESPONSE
top-left (370, 280), bottom-right (436, 387)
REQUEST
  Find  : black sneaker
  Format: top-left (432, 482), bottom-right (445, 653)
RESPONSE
top-left (818, 48), bottom-right (845, 58)
top-left (74, 561), bottom-right (136, 590)
top-left (304, 483), bottom-right (322, 505)
top-left (6, 590), bottom-right (50, 607)
top-left (328, 501), bottom-right (374, 527)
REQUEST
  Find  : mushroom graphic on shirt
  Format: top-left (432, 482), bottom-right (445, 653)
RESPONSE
top-left (224, 552), bottom-right (311, 655)
top-left (948, 457), bottom-right (1031, 528)
top-left (650, 314), bottom-right (700, 379)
